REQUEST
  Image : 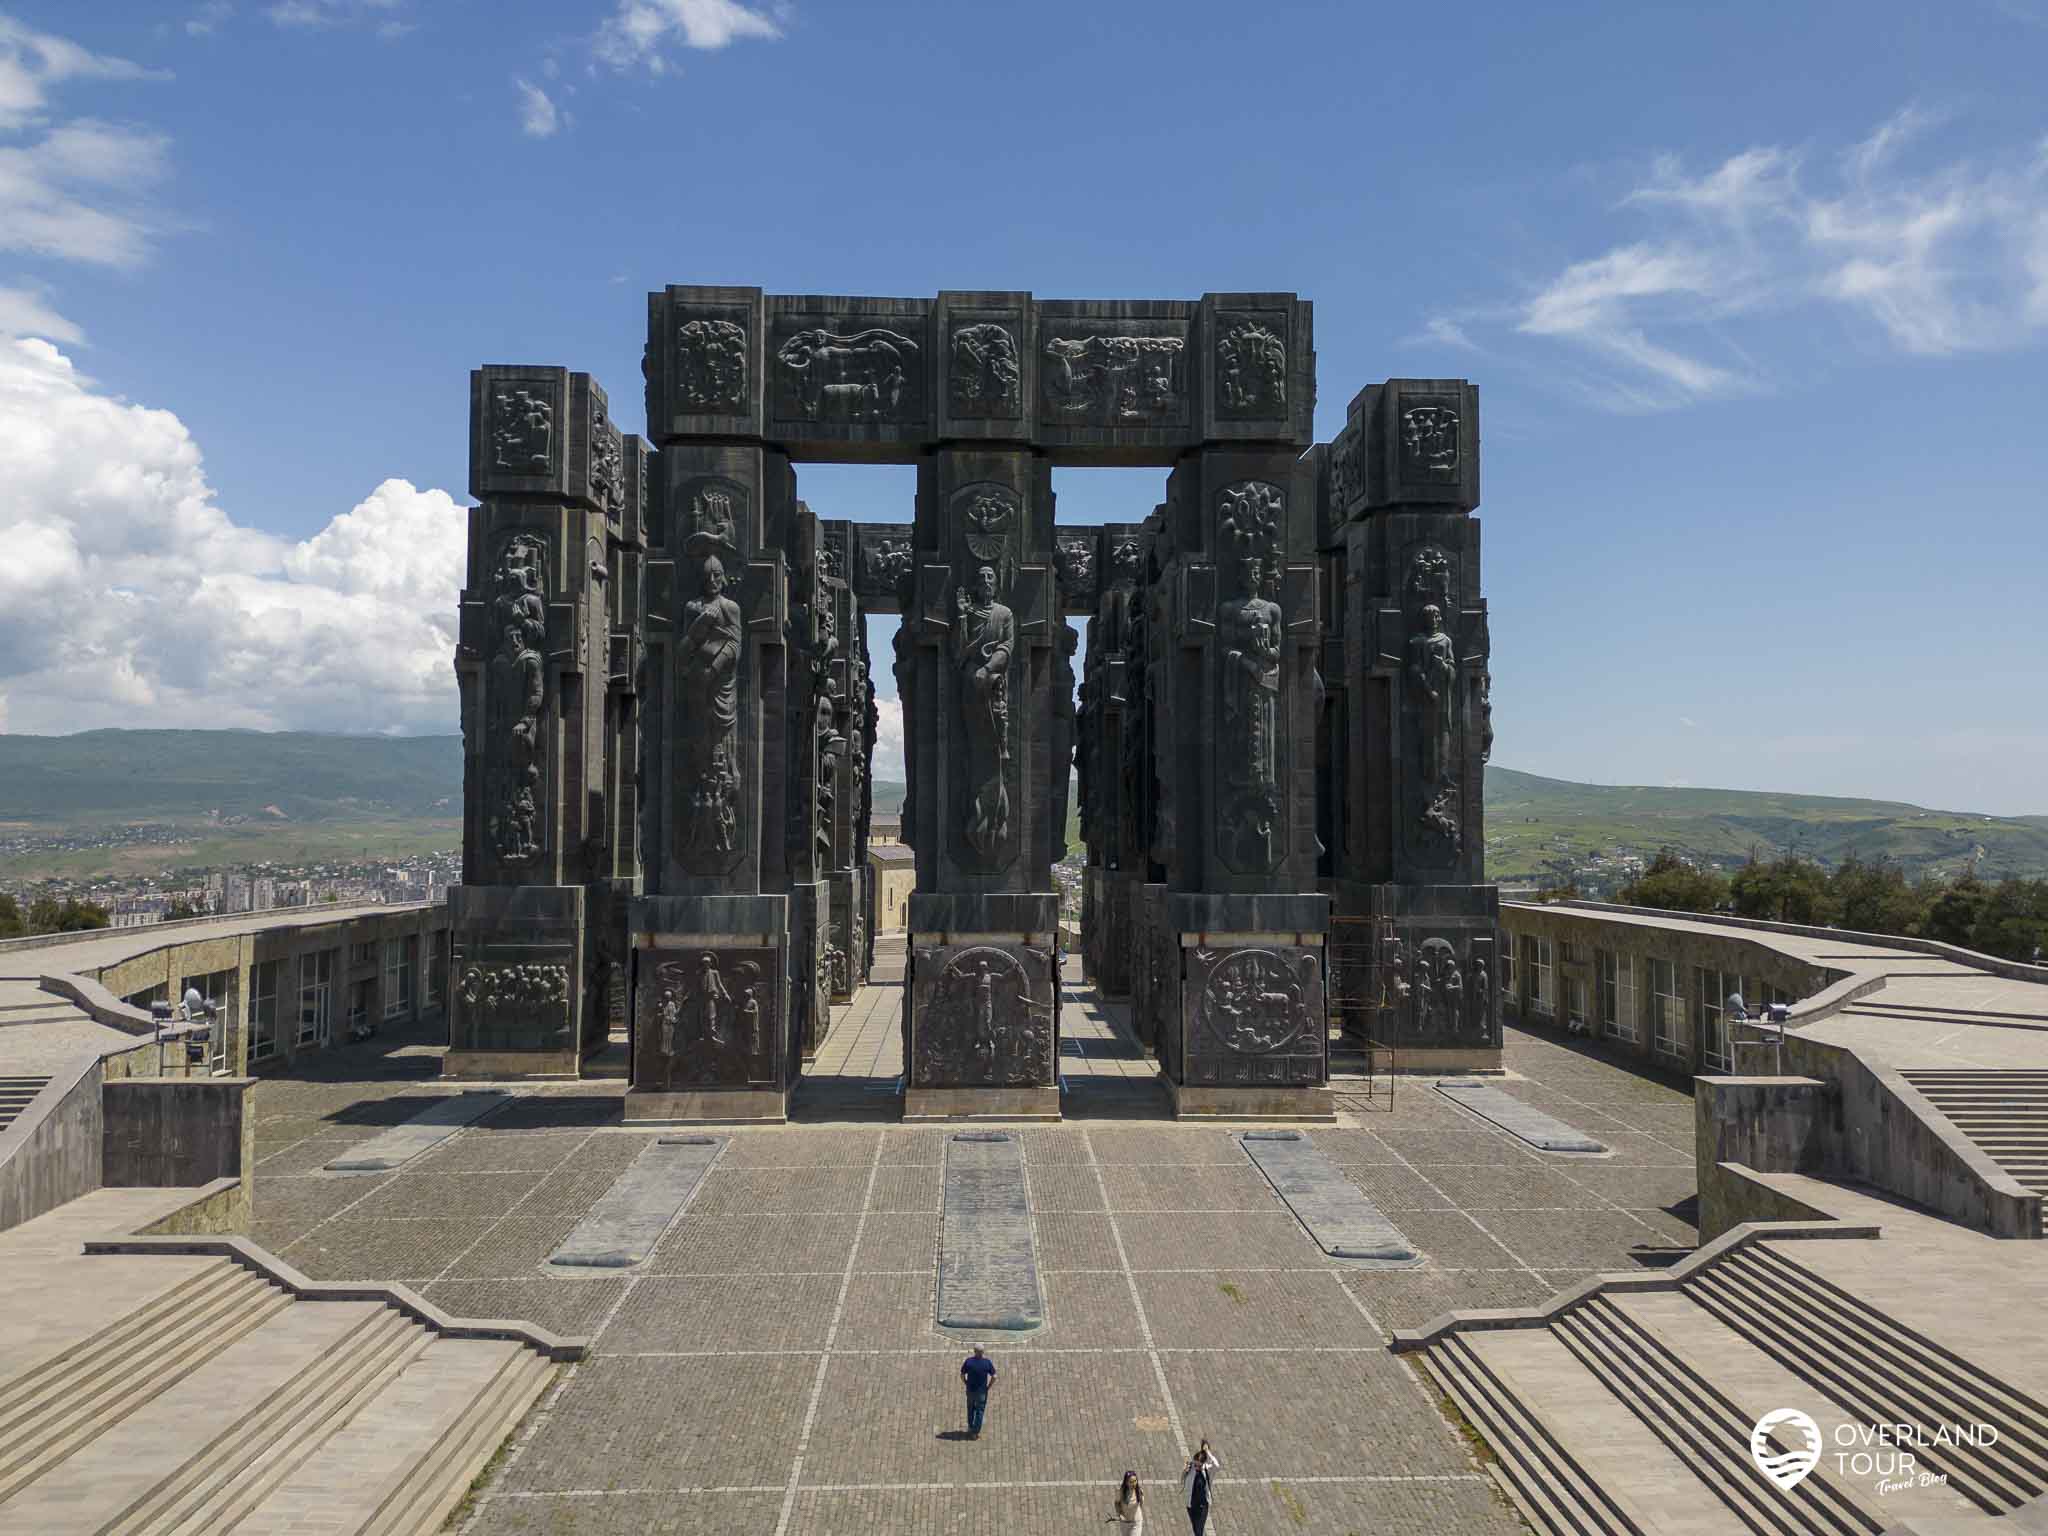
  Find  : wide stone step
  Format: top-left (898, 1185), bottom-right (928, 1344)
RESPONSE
top-left (1452, 1328), bottom-right (1746, 1536)
top-left (357, 1349), bottom-right (554, 1536)
top-left (0, 1267), bottom-right (290, 1504)
top-left (1417, 1334), bottom-right (1650, 1536)
top-left (1685, 1247), bottom-right (2048, 1511)
top-left (0, 1299), bottom-right (388, 1534)
top-left (134, 1308), bottom-right (432, 1536)
top-left (227, 1338), bottom-right (534, 1536)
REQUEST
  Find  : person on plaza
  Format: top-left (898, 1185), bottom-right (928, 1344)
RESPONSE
top-left (1110, 1468), bottom-right (1145, 1528)
top-left (1181, 1440), bottom-right (1220, 1535)
top-left (959, 1344), bottom-right (997, 1438)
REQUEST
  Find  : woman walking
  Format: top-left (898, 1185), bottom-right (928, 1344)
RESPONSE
top-left (1111, 1469), bottom-right (1145, 1529)
top-left (1181, 1440), bottom-right (1221, 1535)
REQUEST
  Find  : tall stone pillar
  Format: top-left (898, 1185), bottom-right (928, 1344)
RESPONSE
top-left (822, 520), bottom-right (870, 1004)
top-left (1147, 296), bottom-right (1332, 1119)
top-left (628, 286), bottom-right (802, 1120)
top-left (902, 445), bottom-right (1062, 1119)
top-left (450, 367), bottom-right (628, 1077)
top-left (1329, 379), bottom-right (1500, 1068)
top-left (590, 433), bottom-right (650, 1051)
top-left (1076, 524), bottom-right (1146, 1002)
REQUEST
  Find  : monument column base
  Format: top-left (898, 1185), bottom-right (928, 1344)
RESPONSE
top-left (626, 894), bottom-right (794, 1118)
top-left (444, 884), bottom-right (586, 1080)
top-left (1164, 1076), bottom-right (1336, 1123)
top-left (904, 894), bottom-right (1061, 1117)
top-left (902, 1085), bottom-right (1062, 1122)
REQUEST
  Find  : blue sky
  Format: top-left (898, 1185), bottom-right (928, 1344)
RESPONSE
top-left (0, 1), bottom-right (2043, 812)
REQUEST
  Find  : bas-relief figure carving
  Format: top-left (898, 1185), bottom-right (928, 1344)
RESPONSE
top-left (1196, 948), bottom-right (1310, 1054)
top-left (917, 946), bottom-right (1051, 1086)
top-left (950, 322), bottom-right (1021, 417)
top-left (1042, 332), bottom-right (1184, 423)
top-left (866, 535), bottom-right (913, 602)
top-left (676, 318), bottom-right (749, 411)
top-left (951, 564), bottom-right (1015, 860)
top-left (647, 951), bottom-right (767, 1084)
top-left (1216, 481), bottom-right (1285, 871)
top-left (776, 326), bottom-right (921, 422)
top-left (589, 398), bottom-right (623, 516)
top-left (960, 486), bottom-right (1017, 595)
top-left (1107, 538), bottom-right (1141, 589)
top-left (490, 387), bottom-right (553, 474)
top-left (1053, 535), bottom-right (1094, 604)
top-left (1479, 670), bottom-right (1494, 764)
top-left (1216, 320), bottom-right (1287, 415)
top-left (676, 555), bottom-right (742, 863)
top-left (1402, 404), bottom-right (1460, 479)
top-left (486, 534), bottom-right (548, 867)
top-left (1469, 953), bottom-right (1492, 1034)
top-left (458, 961), bottom-right (569, 1044)
top-left (1329, 429), bottom-right (1361, 508)
top-left (1052, 623), bottom-right (1077, 863)
top-left (1408, 603), bottom-right (1459, 851)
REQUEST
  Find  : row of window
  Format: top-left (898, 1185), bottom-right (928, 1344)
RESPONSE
top-left (1507, 935), bottom-right (1793, 1071)
top-left (249, 934), bottom-right (448, 1062)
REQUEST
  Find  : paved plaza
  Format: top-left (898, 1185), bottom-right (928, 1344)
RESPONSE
top-left (244, 980), bottom-right (1700, 1536)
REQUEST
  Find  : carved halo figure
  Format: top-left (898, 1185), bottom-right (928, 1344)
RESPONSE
top-left (951, 564), bottom-right (1015, 858)
top-left (677, 555), bottom-right (743, 859)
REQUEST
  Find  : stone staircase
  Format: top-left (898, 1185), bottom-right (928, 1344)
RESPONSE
top-left (0, 1075), bottom-right (51, 1133)
top-left (0, 1256), bottom-right (557, 1535)
top-left (1406, 1235), bottom-right (2048, 1536)
top-left (1902, 1070), bottom-right (2048, 1200)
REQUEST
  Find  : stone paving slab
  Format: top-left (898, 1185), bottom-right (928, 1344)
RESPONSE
top-left (1238, 1130), bottom-right (1419, 1264)
top-left (937, 1131), bottom-right (1043, 1331)
top-left (323, 1089), bottom-right (512, 1171)
top-left (549, 1136), bottom-right (723, 1270)
top-left (1435, 1077), bottom-right (1608, 1152)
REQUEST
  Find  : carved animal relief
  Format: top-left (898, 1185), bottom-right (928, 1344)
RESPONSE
top-left (1196, 948), bottom-right (1315, 1055)
top-left (776, 326), bottom-right (921, 422)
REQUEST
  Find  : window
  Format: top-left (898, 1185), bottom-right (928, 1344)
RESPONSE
top-left (423, 934), bottom-right (445, 1006)
top-left (1599, 950), bottom-right (1640, 1044)
top-left (1648, 957), bottom-right (1686, 1060)
top-left (297, 950), bottom-right (335, 1046)
top-left (1523, 935), bottom-right (1555, 1018)
top-left (347, 978), bottom-right (373, 1036)
top-left (124, 982), bottom-right (169, 1011)
top-left (349, 941), bottom-right (376, 967)
top-left (250, 960), bottom-right (282, 1061)
top-left (383, 937), bottom-right (416, 1019)
top-left (1500, 938), bottom-right (1519, 1012)
top-left (1565, 975), bottom-right (1588, 1031)
top-left (1698, 965), bottom-right (1732, 1071)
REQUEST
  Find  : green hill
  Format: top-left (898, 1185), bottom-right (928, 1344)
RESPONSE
top-left (1486, 767), bottom-right (2048, 888)
top-left (0, 733), bottom-right (2040, 889)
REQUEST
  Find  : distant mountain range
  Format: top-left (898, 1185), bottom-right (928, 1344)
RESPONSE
top-left (0, 732), bottom-right (2041, 885)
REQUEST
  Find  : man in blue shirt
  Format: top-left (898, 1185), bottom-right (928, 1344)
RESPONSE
top-left (959, 1345), bottom-right (997, 1438)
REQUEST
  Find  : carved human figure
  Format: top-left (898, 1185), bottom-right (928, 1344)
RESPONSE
top-left (739, 972), bottom-right (763, 1058)
top-left (1408, 604), bottom-right (1458, 790)
top-left (656, 981), bottom-right (682, 1056)
top-left (487, 539), bottom-right (548, 864)
top-left (972, 960), bottom-right (997, 1069)
top-left (1413, 949), bottom-right (1435, 1032)
top-left (1468, 956), bottom-right (1491, 1034)
top-left (1219, 556), bottom-right (1283, 868)
top-left (678, 556), bottom-right (743, 857)
top-left (692, 953), bottom-right (732, 1050)
top-left (1051, 623), bottom-right (1077, 863)
top-left (1441, 950), bottom-right (1465, 1033)
top-left (1479, 670), bottom-right (1495, 764)
top-left (951, 564), bottom-right (1015, 857)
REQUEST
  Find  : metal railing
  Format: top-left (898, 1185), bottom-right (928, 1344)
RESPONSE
top-left (1328, 915), bottom-right (1398, 1106)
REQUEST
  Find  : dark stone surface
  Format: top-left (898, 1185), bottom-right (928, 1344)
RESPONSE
top-left (937, 1131), bottom-right (1043, 1330)
top-left (1237, 1131), bottom-right (1418, 1263)
top-left (1173, 942), bottom-right (1327, 1088)
top-left (907, 941), bottom-right (1056, 1090)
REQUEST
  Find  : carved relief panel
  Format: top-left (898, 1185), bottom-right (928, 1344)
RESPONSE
top-left (909, 942), bottom-right (1056, 1087)
top-left (944, 481), bottom-right (1024, 868)
top-left (671, 477), bottom-right (751, 876)
top-left (769, 303), bottom-right (931, 434)
top-left (635, 947), bottom-right (779, 1089)
top-left (1213, 480), bottom-right (1287, 874)
top-left (1038, 321), bottom-right (1188, 426)
top-left (1389, 929), bottom-right (1498, 1048)
top-left (1181, 944), bottom-right (1325, 1085)
top-left (1213, 314), bottom-right (1289, 419)
top-left (482, 530), bottom-right (551, 876)
top-left (455, 956), bottom-right (573, 1052)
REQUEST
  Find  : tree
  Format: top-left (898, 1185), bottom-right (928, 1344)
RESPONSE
top-left (165, 899), bottom-right (202, 920)
top-left (1969, 878), bottom-right (2048, 964)
top-left (25, 897), bottom-right (109, 934)
top-left (1829, 856), bottom-right (1930, 937)
top-left (0, 894), bottom-right (21, 939)
top-left (1922, 874), bottom-right (1990, 948)
top-left (1730, 855), bottom-right (1840, 925)
top-left (1618, 849), bottom-right (1729, 913)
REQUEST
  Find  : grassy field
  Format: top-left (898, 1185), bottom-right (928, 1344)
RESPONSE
top-left (0, 820), bottom-right (462, 883)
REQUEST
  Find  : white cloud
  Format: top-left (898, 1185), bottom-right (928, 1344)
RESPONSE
top-left (1483, 110), bottom-right (2048, 408)
top-left (594, 0), bottom-right (781, 70)
top-left (0, 16), bottom-right (166, 135)
top-left (186, 3), bottom-right (234, 37)
top-left (0, 284), bottom-right (81, 342)
top-left (870, 695), bottom-right (904, 782)
top-left (514, 78), bottom-right (559, 139)
top-left (0, 336), bottom-right (464, 735)
top-left (265, 0), bottom-right (410, 30)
